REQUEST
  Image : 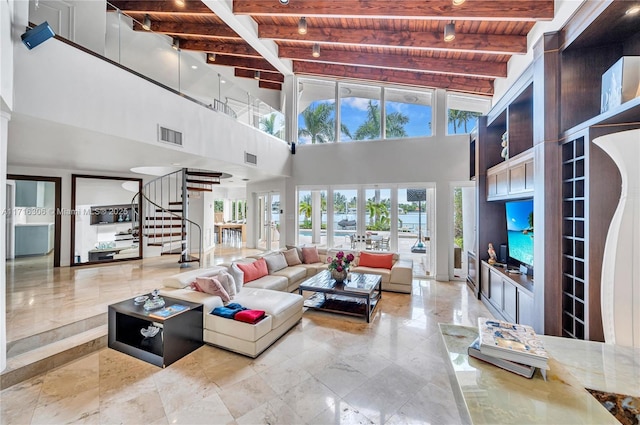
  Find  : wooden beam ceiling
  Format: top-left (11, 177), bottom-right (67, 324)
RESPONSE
top-left (234, 68), bottom-right (284, 83)
top-left (207, 55), bottom-right (278, 73)
top-left (179, 40), bottom-right (261, 58)
top-left (258, 81), bottom-right (283, 90)
top-left (109, 0), bottom-right (212, 15)
top-left (134, 21), bottom-right (241, 40)
top-left (234, 0), bottom-right (554, 21)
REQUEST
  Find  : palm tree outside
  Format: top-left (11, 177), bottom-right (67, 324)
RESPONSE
top-left (448, 109), bottom-right (482, 134)
top-left (352, 100), bottom-right (409, 140)
top-left (298, 102), bottom-right (352, 144)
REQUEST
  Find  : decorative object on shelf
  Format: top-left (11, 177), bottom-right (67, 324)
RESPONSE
top-left (600, 57), bottom-right (640, 113)
top-left (593, 129), bottom-right (640, 348)
top-left (140, 325), bottom-right (160, 338)
top-left (487, 243), bottom-right (498, 265)
top-left (143, 289), bottom-right (165, 311)
top-left (328, 250), bottom-right (354, 283)
top-left (500, 131), bottom-right (509, 160)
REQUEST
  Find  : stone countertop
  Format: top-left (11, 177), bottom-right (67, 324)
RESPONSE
top-left (439, 324), bottom-right (640, 425)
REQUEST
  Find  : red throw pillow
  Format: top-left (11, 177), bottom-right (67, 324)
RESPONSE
top-left (358, 252), bottom-right (394, 269)
top-left (301, 246), bottom-right (321, 264)
top-left (235, 309), bottom-right (266, 324)
top-left (236, 258), bottom-right (269, 284)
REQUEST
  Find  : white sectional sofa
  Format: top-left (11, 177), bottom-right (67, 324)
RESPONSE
top-left (159, 266), bottom-right (303, 358)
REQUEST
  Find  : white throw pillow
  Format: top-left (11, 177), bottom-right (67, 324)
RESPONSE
top-left (216, 271), bottom-right (236, 298)
top-left (264, 252), bottom-right (288, 273)
top-left (229, 263), bottom-right (244, 293)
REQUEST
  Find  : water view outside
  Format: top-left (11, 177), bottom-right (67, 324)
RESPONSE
top-left (505, 200), bottom-right (534, 266)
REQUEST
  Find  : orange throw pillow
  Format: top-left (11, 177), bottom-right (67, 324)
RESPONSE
top-left (236, 258), bottom-right (269, 284)
top-left (358, 252), bottom-right (394, 269)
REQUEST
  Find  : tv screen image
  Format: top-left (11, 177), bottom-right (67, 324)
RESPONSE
top-left (505, 199), bottom-right (534, 267)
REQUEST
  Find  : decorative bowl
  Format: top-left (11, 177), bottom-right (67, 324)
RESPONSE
top-left (134, 295), bottom-right (149, 304)
top-left (140, 325), bottom-right (160, 338)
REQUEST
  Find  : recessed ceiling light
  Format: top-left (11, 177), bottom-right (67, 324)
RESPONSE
top-left (172, 162), bottom-right (181, 166)
top-left (191, 65), bottom-right (198, 69)
top-left (175, 0), bottom-right (185, 6)
top-left (626, 5), bottom-right (640, 15)
top-left (220, 79), bottom-right (226, 84)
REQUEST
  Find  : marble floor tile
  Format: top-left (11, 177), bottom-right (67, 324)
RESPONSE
top-left (2, 246), bottom-right (494, 424)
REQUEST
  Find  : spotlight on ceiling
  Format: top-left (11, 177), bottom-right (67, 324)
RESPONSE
top-left (452, 0), bottom-right (466, 5)
top-left (254, 71), bottom-right (261, 80)
top-left (626, 5), bottom-right (640, 15)
top-left (142, 14), bottom-right (151, 31)
top-left (172, 37), bottom-right (180, 50)
top-left (444, 21), bottom-right (456, 42)
top-left (279, 0), bottom-right (289, 4)
top-left (175, 0), bottom-right (185, 6)
top-left (312, 43), bottom-right (320, 58)
top-left (298, 17), bottom-right (308, 35)
top-left (208, 52), bottom-right (216, 62)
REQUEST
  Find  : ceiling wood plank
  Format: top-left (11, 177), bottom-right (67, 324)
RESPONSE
top-left (293, 61), bottom-right (493, 95)
top-left (235, 0), bottom-right (554, 21)
top-left (258, 81), bottom-right (282, 90)
top-left (207, 55), bottom-right (278, 72)
top-left (235, 68), bottom-right (284, 83)
top-left (108, 0), bottom-right (213, 15)
top-left (133, 21), bottom-right (241, 39)
top-left (278, 46), bottom-right (506, 78)
top-left (259, 26), bottom-right (527, 55)
top-left (180, 40), bottom-right (261, 57)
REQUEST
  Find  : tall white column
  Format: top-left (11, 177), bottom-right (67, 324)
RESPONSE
top-left (1, 111), bottom-right (10, 372)
top-left (435, 181), bottom-right (450, 281)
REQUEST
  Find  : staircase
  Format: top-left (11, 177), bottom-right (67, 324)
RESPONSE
top-left (134, 168), bottom-right (221, 266)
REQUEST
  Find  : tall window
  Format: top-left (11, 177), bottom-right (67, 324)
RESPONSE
top-left (297, 79), bottom-right (336, 144)
top-left (385, 88), bottom-right (432, 138)
top-left (447, 92), bottom-right (491, 135)
top-left (298, 189), bottom-right (327, 245)
top-left (332, 188), bottom-right (357, 244)
top-left (339, 83), bottom-right (382, 142)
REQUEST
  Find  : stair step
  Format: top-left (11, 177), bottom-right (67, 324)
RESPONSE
top-left (179, 255), bottom-right (200, 264)
top-left (1, 325), bottom-right (107, 390)
top-left (145, 216), bottom-right (183, 220)
top-left (185, 179), bottom-right (214, 185)
top-left (155, 208), bottom-right (183, 213)
top-left (148, 240), bottom-right (185, 247)
top-left (186, 187), bottom-right (212, 192)
top-left (143, 224), bottom-right (183, 228)
top-left (168, 201), bottom-right (183, 205)
top-left (145, 232), bottom-right (186, 238)
top-left (186, 170), bottom-right (222, 178)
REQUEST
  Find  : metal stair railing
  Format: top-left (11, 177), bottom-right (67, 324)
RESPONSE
top-left (131, 168), bottom-right (202, 267)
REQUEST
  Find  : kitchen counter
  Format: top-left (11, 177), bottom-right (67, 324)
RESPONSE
top-left (439, 324), bottom-right (640, 424)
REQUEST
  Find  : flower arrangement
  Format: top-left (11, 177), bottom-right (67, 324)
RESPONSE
top-left (327, 251), bottom-right (355, 272)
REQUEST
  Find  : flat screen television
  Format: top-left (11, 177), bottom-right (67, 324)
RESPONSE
top-left (505, 199), bottom-right (534, 269)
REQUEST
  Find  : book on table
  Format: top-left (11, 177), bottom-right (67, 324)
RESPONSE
top-left (467, 337), bottom-right (536, 378)
top-left (149, 304), bottom-right (189, 320)
top-left (477, 317), bottom-right (549, 371)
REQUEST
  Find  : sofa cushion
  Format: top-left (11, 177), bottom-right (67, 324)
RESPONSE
top-left (229, 263), bottom-right (244, 293)
top-left (271, 265), bottom-right (307, 285)
top-left (159, 287), bottom-right (224, 313)
top-left (234, 288), bottom-right (304, 329)
top-left (264, 252), bottom-right (288, 274)
top-left (283, 248), bottom-right (302, 266)
top-left (351, 266), bottom-right (392, 283)
top-left (302, 246), bottom-right (321, 264)
top-left (285, 244), bottom-right (304, 260)
top-left (235, 309), bottom-right (266, 324)
top-left (193, 276), bottom-right (230, 302)
top-left (244, 275), bottom-right (288, 291)
top-left (236, 258), bottom-right (269, 283)
top-left (359, 252), bottom-right (394, 269)
top-left (205, 313), bottom-right (273, 342)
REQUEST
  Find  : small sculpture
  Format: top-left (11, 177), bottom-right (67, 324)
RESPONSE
top-left (488, 243), bottom-right (498, 265)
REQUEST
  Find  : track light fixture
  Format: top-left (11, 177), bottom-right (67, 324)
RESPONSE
top-left (175, 0), bottom-right (185, 6)
top-left (312, 43), bottom-right (320, 58)
top-left (452, 0), bottom-right (466, 5)
top-left (172, 37), bottom-right (180, 50)
top-left (279, 0), bottom-right (289, 4)
top-left (444, 21), bottom-right (455, 42)
top-left (142, 14), bottom-right (151, 31)
top-left (254, 71), bottom-right (261, 80)
top-left (207, 52), bottom-right (216, 62)
top-left (298, 17), bottom-right (308, 35)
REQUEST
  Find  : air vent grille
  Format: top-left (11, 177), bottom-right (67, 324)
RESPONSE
top-left (158, 125), bottom-right (183, 146)
top-left (245, 152), bottom-right (257, 165)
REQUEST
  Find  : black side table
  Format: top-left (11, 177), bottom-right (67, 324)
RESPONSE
top-left (108, 295), bottom-right (203, 367)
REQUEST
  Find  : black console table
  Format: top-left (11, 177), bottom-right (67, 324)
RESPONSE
top-left (108, 295), bottom-right (203, 367)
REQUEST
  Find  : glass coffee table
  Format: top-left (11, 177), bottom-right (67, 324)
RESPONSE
top-left (298, 270), bottom-right (382, 322)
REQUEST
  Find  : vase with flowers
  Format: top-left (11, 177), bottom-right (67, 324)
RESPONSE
top-left (327, 251), bottom-right (355, 283)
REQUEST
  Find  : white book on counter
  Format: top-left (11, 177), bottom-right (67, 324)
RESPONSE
top-left (478, 317), bottom-right (549, 371)
top-left (468, 337), bottom-right (536, 378)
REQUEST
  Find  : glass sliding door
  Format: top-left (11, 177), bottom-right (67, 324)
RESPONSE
top-left (257, 192), bottom-right (280, 251)
top-left (397, 186), bottom-right (434, 277)
top-left (332, 188), bottom-right (357, 248)
top-left (297, 189), bottom-right (327, 246)
top-left (364, 188), bottom-right (392, 251)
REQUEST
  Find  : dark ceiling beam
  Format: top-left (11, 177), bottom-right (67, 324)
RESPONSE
top-left (259, 26), bottom-right (527, 55)
top-left (234, 0), bottom-right (554, 21)
top-left (278, 46), bottom-right (506, 78)
top-left (108, 0), bottom-right (213, 15)
top-left (207, 55), bottom-right (279, 72)
top-left (180, 40), bottom-right (261, 58)
top-left (258, 81), bottom-right (282, 91)
top-left (293, 61), bottom-right (493, 95)
top-left (235, 68), bottom-right (284, 83)
top-left (132, 21), bottom-right (241, 40)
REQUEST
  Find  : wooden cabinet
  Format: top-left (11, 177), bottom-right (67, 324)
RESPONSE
top-left (487, 150), bottom-right (534, 201)
top-left (481, 261), bottom-right (534, 325)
